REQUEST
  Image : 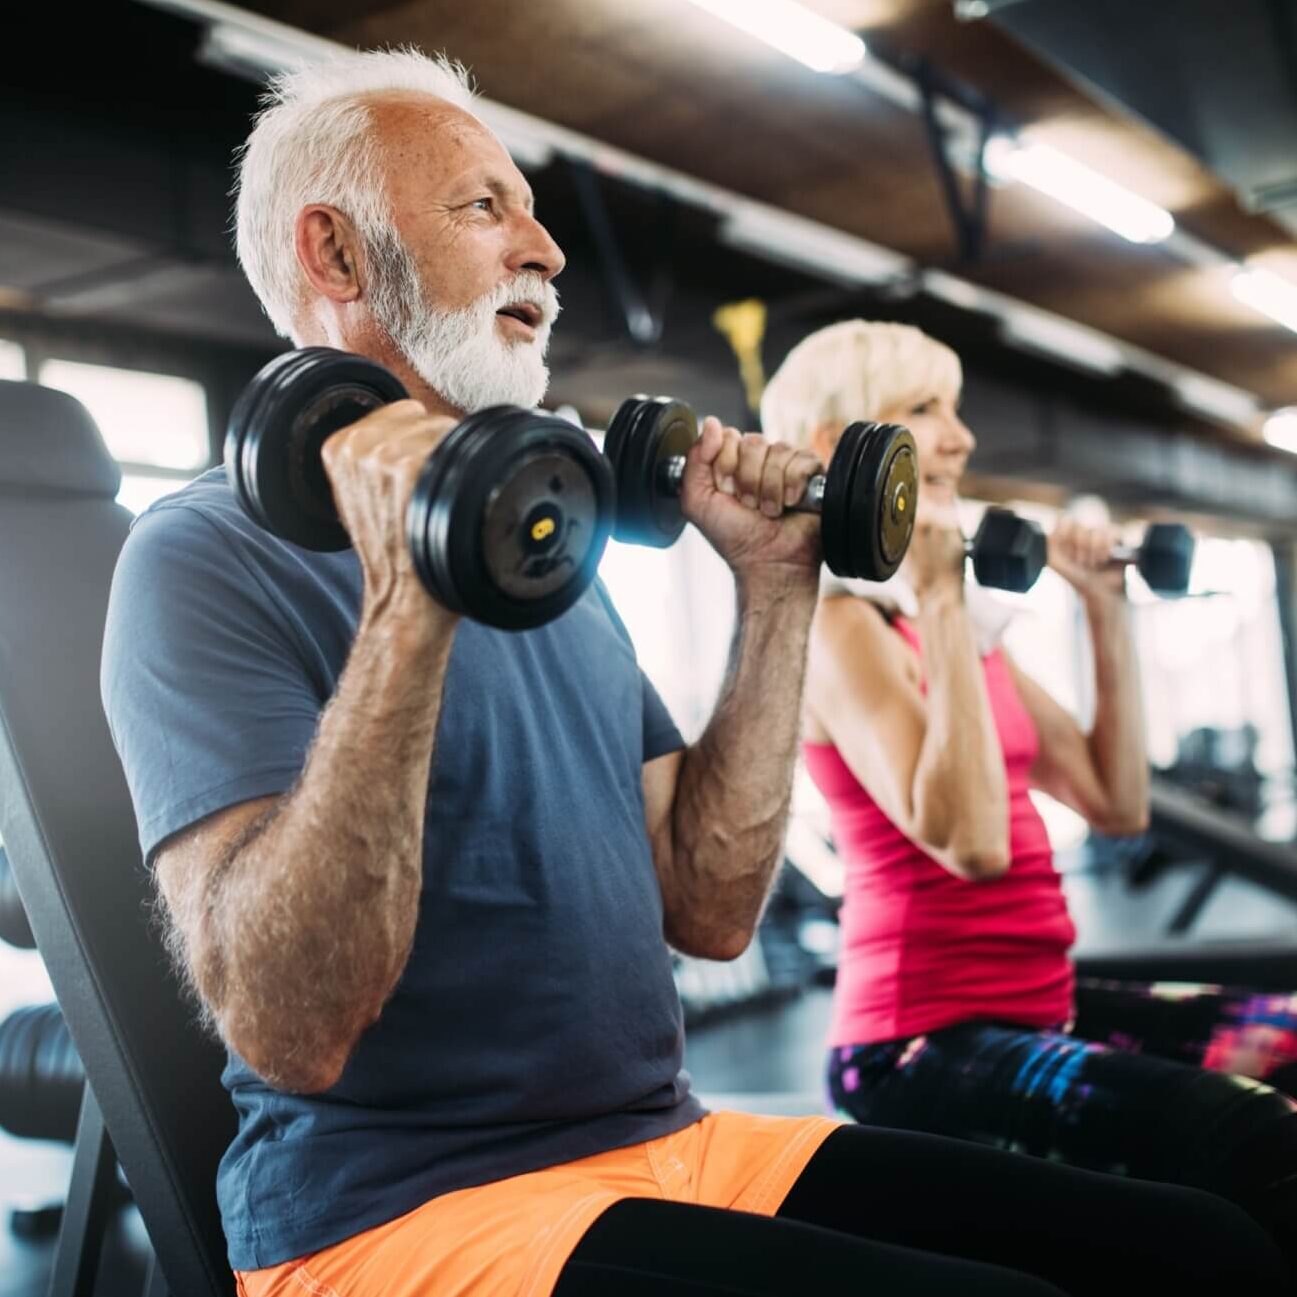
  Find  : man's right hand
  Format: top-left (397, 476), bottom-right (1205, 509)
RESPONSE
top-left (320, 401), bottom-right (460, 624)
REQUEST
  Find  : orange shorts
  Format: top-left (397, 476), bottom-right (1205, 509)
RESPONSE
top-left (235, 1110), bottom-right (840, 1297)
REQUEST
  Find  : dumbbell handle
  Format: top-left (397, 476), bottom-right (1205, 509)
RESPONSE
top-left (967, 510), bottom-right (1193, 596)
top-left (961, 535), bottom-right (1142, 566)
top-left (659, 455), bottom-right (827, 513)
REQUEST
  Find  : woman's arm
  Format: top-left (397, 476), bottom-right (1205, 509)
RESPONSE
top-left (1009, 518), bottom-right (1149, 836)
top-left (806, 585), bottom-right (1011, 881)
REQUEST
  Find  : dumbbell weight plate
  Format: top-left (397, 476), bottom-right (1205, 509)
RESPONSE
top-left (1139, 523), bottom-right (1194, 596)
top-left (604, 396), bottom-right (698, 547)
top-left (970, 508), bottom-right (1046, 593)
top-left (0, 1004), bottom-right (83, 1142)
top-left (408, 408), bottom-right (615, 631)
top-left (821, 422), bottom-right (918, 581)
top-left (225, 347), bottom-right (408, 552)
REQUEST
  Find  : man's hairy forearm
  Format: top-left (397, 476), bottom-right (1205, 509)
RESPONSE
top-left (912, 593), bottom-right (1009, 864)
top-left (1085, 595), bottom-right (1149, 831)
top-left (197, 605), bottom-right (455, 1090)
top-left (667, 572), bottom-right (818, 959)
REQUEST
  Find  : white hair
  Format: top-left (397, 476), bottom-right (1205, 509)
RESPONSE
top-left (234, 47), bottom-right (478, 339)
top-left (760, 320), bottom-right (962, 451)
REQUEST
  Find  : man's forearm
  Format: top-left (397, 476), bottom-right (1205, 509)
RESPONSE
top-left (1085, 594), bottom-right (1149, 831)
top-left (666, 571), bottom-right (818, 959)
top-left (201, 601), bottom-right (456, 1090)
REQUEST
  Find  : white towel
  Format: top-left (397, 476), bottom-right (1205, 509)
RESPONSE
top-left (819, 569), bottom-right (1016, 656)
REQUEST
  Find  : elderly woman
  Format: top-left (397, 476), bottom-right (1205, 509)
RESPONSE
top-left (762, 319), bottom-right (1297, 1263)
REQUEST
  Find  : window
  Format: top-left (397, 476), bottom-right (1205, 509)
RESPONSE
top-left (1133, 537), bottom-right (1295, 837)
top-left (39, 359), bottom-right (209, 470)
top-left (599, 527), bottom-right (734, 742)
top-left (115, 474), bottom-right (190, 516)
top-left (39, 359), bottom-right (212, 518)
top-left (0, 339), bottom-right (24, 381)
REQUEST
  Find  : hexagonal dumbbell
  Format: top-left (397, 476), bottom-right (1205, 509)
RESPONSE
top-left (969, 508), bottom-right (1195, 596)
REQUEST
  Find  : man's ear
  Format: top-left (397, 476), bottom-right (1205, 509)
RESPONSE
top-left (294, 205), bottom-right (363, 305)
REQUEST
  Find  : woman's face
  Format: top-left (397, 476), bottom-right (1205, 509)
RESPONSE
top-left (877, 390), bottom-right (976, 514)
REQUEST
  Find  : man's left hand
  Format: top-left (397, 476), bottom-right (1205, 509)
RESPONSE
top-left (679, 417), bottom-right (823, 579)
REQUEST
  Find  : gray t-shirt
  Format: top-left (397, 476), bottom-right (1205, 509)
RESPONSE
top-left (101, 468), bottom-right (701, 1271)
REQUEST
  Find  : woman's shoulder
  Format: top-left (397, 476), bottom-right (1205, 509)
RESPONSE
top-left (812, 593), bottom-right (919, 685)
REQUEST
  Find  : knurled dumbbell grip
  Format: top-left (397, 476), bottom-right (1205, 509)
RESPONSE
top-left (658, 455), bottom-right (827, 514)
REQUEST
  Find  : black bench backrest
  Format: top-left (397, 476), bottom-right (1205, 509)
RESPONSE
top-left (0, 379), bottom-right (234, 1296)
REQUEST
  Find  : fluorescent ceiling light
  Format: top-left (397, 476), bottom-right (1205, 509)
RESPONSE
top-left (1263, 407), bottom-right (1297, 453)
top-left (923, 269), bottom-right (990, 312)
top-left (720, 204), bottom-right (910, 284)
top-left (1174, 372), bottom-right (1258, 427)
top-left (1231, 265), bottom-right (1297, 334)
top-left (999, 307), bottom-right (1126, 375)
top-left (985, 136), bottom-right (1175, 244)
top-left (198, 19), bottom-right (335, 75)
top-left (684, 0), bottom-right (866, 74)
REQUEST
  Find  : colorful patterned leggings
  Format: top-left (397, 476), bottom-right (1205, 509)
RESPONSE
top-left (827, 980), bottom-right (1297, 1275)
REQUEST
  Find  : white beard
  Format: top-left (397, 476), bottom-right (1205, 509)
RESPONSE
top-left (367, 229), bottom-right (559, 413)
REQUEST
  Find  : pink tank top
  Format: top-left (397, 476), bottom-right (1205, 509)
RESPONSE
top-left (804, 613), bottom-right (1076, 1045)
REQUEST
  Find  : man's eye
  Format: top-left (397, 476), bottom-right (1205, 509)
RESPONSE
top-left (910, 399), bottom-right (934, 415)
top-left (471, 197), bottom-right (494, 213)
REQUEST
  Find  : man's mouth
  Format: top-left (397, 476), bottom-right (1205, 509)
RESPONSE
top-left (496, 302), bottom-right (543, 329)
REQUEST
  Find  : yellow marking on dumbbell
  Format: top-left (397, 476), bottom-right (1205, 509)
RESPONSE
top-left (531, 516), bottom-right (557, 543)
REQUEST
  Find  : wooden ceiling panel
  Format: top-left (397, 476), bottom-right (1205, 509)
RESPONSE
top-left (342, 2), bottom-right (663, 128)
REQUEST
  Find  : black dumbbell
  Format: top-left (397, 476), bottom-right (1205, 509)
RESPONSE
top-left (602, 397), bottom-right (919, 581)
top-left (225, 348), bottom-right (615, 631)
top-left (969, 508), bottom-right (1196, 595)
top-left (966, 509), bottom-right (1046, 593)
top-left (0, 1004), bottom-right (83, 1142)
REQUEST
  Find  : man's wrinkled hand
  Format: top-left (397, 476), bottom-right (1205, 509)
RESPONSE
top-left (678, 417), bottom-right (822, 582)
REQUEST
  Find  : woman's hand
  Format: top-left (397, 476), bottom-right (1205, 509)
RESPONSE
top-left (1048, 518), bottom-right (1126, 603)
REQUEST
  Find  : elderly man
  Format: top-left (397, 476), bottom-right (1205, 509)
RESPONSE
top-left (101, 48), bottom-right (1285, 1297)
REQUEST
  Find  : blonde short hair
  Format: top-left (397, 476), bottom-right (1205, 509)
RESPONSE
top-left (760, 320), bottom-right (962, 451)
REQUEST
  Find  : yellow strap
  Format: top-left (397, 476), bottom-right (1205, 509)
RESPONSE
top-left (712, 299), bottom-right (768, 416)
